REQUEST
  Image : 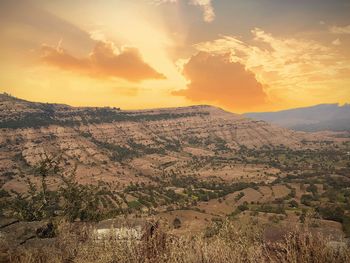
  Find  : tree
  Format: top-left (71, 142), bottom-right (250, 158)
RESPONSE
top-left (34, 154), bottom-right (61, 205)
top-left (306, 184), bottom-right (318, 195)
top-left (173, 217), bottom-right (182, 229)
top-left (7, 155), bottom-right (103, 222)
top-left (8, 155), bottom-right (61, 221)
top-left (301, 194), bottom-right (314, 206)
top-left (289, 200), bottom-right (298, 208)
top-left (235, 192), bottom-right (245, 201)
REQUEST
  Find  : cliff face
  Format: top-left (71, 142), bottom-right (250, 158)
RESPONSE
top-left (0, 94), bottom-right (320, 191)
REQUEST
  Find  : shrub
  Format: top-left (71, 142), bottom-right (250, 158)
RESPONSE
top-left (235, 192), bottom-right (245, 201)
top-left (173, 217), bottom-right (182, 229)
top-left (289, 200), bottom-right (299, 208)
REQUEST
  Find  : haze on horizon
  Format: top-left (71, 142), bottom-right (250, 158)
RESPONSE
top-left (0, 0), bottom-right (350, 113)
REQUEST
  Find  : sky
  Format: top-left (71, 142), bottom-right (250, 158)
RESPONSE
top-left (0, 0), bottom-right (350, 113)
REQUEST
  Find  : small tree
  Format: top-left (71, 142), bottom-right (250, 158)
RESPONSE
top-left (7, 155), bottom-right (101, 222)
top-left (235, 192), bottom-right (245, 202)
top-left (8, 155), bottom-right (61, 221)
top-left (306, 184), bottom-right (318, 195)
top-left (59, 168), bottom-right (101, 222)
top-left (173, 217), bottom-right (182, 229)
top-left (289, 200), bottom-right (299, 208)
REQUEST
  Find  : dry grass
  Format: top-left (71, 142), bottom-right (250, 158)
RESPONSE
top-left (2, 219), bottom-right (349, 263)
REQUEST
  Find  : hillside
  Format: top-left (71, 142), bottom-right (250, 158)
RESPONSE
top-left (245, 103), bottom-right (350, 132)
top-left (1, 94), bottom-right (350, 256)
top-left (0, 93), bottom-right (316, 191)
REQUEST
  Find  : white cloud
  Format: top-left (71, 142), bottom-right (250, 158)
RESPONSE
top-left (330, 25), bottom-right (350, 34)
top-left (194, 28), bottom-right (350, 104)
top-left (152, 0), bottom-right (177, 4)
top-left (190, 0), bottom-right (215, 22)
top-left (89, 30), bottom-right (107, 42)
top-left (332, 38), bottom-right (341, 46)
top-left (152, 0), bottom-right (215, 22)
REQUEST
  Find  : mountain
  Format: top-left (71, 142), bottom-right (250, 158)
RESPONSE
top-left (0, 93), bottom-right (325, 191)
top-left (244, 103), bottom-right (350, 132)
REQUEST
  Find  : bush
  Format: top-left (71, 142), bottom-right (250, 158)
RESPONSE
top-left (306, 184), bottom-right (318, 195)
top-left (301, 194), bottom-right (314, 206)
top-left (127, 200), bottom-right (142, 210)
top-left (237, 202), bottom-right (249, 212)
top-left (235, 192), bottom-right (245, 201)
top-left (173, 217), bottom-right (182, 229)
top-left (289, 200), bottom-right (299, 208)
top-left (5, 158), bottom-right (114, 222)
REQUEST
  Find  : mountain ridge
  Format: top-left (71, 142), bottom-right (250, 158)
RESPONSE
top-left (244, 103), bottom-right (350, 131)
top-left (0, 92), bottom-right (231, 114)
top-left (0, 94), bottom-right (336, 193)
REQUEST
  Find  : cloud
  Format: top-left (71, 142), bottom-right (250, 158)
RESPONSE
top-left (153, 0), bottom-right (215, 22)
top-left (40, 41), bottom-right (165, 82)
top-left (190, 0), bottom-right (215, 22)
top-left (153, 0), bottom-right (177, 3)
top-left (190, 28), bottom-right (350, 109)
top-left (172, 52), bottom-right (267, 110)
top-left (332, 38), bottom-right (341, 46)
top-left (195, 28), bottom-right (349, 90)
top-left (330, 25), bottom-right (350, 34)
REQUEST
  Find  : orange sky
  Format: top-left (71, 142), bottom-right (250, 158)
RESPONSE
top-left (0, 0), bottom-right (349, 113)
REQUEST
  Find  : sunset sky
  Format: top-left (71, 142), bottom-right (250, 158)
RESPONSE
top-left (1, 0), bottom-right (350, 113)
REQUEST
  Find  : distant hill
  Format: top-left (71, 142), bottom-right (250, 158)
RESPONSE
top-left (244, 103), bottom-right (350, 132)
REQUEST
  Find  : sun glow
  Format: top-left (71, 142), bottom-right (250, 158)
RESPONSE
top-left (0, 0), bottom-right (349, 112)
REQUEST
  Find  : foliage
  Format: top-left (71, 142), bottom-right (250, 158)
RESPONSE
top-left (0, 107), bottom-right (209, 129)
top-left (235, 192), bottom-right (245, 201)
top-left (173, 217), bottom-right (182, 229)
top-left (4, 157), bottom-right (114, 222)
